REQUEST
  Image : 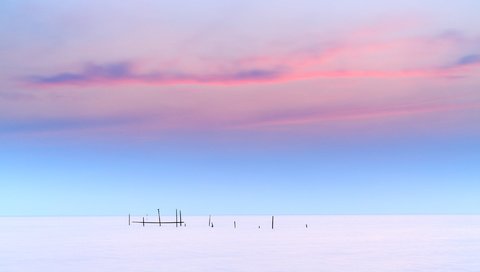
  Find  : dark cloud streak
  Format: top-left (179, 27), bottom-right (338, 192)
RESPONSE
top-left (0, 114), bottom-right (147, 134)
top-left (456, 54), bottom-right (480, 66)
top-left (26, 62), bottom-right (285, 86)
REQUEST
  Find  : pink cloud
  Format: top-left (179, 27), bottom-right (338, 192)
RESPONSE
top-left (24, 58), bottom-right (478, 88)
top-left (23, 28), bottom-right (480, 87)
top-left (232, 102), bottom-right (480, 130)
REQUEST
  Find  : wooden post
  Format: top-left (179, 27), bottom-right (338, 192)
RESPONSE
top-left (176, 209), bottom-right (178, 227)
top-left (142, 217), bottom-right (145, 227)
top-left (157, 209), bottom-right (161, 227)
top-left (272, 216), bottom-right (274, 229)
top-left (179, 210), bottom-right (182, 226)
top-left (209, 215), bottom-right (211, 227)
top-left (128, 214), bottom-right (131, 226)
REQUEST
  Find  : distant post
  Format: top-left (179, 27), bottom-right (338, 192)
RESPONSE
top-left (142, 217), bottom-right (145, 227)
top-left (234, 221), bottom-right (236, 229)
top-left (179, 210), bottom-right (182, 226)
top-left (176, 209), bottom-right (178, 227)
top-left (209, 215), bottom-right (211, 227)
top-left (128, 214), bottom-right (131, 226)
top-left (272, 216), bottom-right (274, 229)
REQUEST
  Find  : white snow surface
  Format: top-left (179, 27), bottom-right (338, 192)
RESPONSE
top-left (1, 215), bottom-right (480, 272)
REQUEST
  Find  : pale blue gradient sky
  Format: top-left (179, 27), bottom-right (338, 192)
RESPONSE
top-left (1, 0), bottom-right (479, 216)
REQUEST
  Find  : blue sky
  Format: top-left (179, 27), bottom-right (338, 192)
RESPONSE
top-left (1, 0), bottom-right (479, 216)
top-left (1, 133), bottom-right (479, 216)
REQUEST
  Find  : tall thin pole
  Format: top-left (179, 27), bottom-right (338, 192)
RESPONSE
top-left (157, 209), bottom-right (161, 227)
top-left (179, 210), bottom-right (182, 226)
top-left (176, 209), bottom-right (178, 227)
top-left (272, 216), bottom-right (274, 229)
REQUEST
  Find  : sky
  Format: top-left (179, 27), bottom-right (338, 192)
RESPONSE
top-left (1, 0), bottom-right (479, 216)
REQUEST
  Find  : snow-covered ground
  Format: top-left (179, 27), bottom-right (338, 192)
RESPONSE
top-left (1, 215), bottom-right (480, 271)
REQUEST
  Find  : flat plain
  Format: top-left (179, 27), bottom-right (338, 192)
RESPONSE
top-left (1, 215), bottom-right (480, 272)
